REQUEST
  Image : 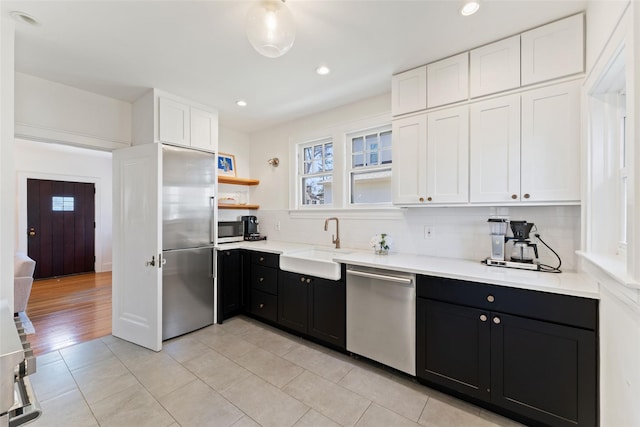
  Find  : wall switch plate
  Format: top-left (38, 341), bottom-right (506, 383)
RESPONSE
top-left (424, 225), bottom-right (434, 239)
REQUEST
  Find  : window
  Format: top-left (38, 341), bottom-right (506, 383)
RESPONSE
top-left (299, 138), bottom-right (333, 206)
top-left (348, 126), bottom-right (392, 205)
top-left (618, 94), bottom-right (628, 248)
top-left (52, 196), bottom-right (74, 212)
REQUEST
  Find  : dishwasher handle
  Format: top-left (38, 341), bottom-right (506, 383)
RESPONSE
top-left (347, 268), bottom-right (413, 284)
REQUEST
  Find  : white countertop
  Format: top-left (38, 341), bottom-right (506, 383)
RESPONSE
top-left (217, 240), bottom-right (600, 299)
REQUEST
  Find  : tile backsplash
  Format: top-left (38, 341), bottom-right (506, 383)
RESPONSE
top-left (253, 206), bottom-right (581, 271)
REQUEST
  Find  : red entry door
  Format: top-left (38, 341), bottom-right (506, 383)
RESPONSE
top-left (27, 179), bottom-right (96, 279)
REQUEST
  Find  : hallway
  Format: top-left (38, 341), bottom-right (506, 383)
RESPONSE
top-left (26, 271), bottom-right (112, 355)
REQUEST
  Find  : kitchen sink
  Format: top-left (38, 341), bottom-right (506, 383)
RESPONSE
top-left (279, 247), bottom-right (351, 280)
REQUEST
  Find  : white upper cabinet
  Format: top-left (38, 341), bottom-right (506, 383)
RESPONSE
top-left (392, 114), bottom-right (428, 204)
top-left (470, 35), bottom-right (521, 98)
top-left (426, 106), bottom-right (469, 203)
top-left (190, 106), bottom-right (218, 152)
top-left (521, 14), bottom-right (584, 85)
top-left (133, 89), bottom-right (219, 153)
top-left (158, 97), bottom-right (190, 146)
top-left (520, 80), bottom-right (580, 202)
top-left (392, 66), bottom-right (427, 116)
top-left (469, 95), bottom-right (521, 203)
top-left (427, 52), bottom-right (469, 109)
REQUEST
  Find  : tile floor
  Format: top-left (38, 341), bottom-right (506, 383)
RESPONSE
top-left (28, 316), bottom-right (524, 427)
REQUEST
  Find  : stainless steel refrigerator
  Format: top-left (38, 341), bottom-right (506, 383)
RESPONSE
top-left (161, 145), bottom-right (216, 340)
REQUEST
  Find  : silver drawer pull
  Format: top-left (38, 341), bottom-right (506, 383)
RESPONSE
top-left (493, 316), bottom-right (501, 325)
top-left (480, 314), bottom-right (487, 322)
top-left (487, 295), bottom-right (495, 303)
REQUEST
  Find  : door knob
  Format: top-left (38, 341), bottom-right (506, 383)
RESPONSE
top-left (28, 227), bottom-right (36, 237)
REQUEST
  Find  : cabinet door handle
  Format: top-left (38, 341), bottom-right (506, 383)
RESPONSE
top-left (487, 295), bottom-right (495, 303)
top-left (511, 194), bottom-right (517, 200)
top-left (493, 316), bottom-right (501, 324)
top-left (259, 277), bottom-right (264, 282)
top-left (419, 197), bottom-right (425, 202)
top-left (300, 277), bottom-right (305, 282)
top-left (480, 314), bottom-right (488, 322)
top-left (306, 278), bottom-right (311, 283)
top-left (427, 196), bottom-right (433, 202)
top-left (523, 193), bottom-right (531, 199)
top-left (259, 303), bottom-right (264, 309)
top-left (259, 256), bottom-right (265, 262)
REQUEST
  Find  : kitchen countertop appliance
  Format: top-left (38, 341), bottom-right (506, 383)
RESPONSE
top-left (161, 145), bottom-right (216, 340)
top-left (484, 219), bottom-right (562, 273)
top-left (346, 266), bottom-right (416, 375)
top-left (217, 220), bottom-right (244, 244)
top-left (484, 219), bottom-right (540, 271)
top-left (241, 215), bottom-right (266, 241)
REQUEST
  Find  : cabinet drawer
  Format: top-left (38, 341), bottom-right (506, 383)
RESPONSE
top-left (251, 251), bottom-right (279, 268)
top-left (417, 275), bottom-right (597, 330)
top-left (250, 290), bottom-right (277, 323)
top-left (251, 265), bottom-right (278, 295)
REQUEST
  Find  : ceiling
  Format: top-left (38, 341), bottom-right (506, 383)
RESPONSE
top-left (4, 0), bottom-right (587, 133)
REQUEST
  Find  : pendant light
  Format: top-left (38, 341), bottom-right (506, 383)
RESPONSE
top-left (246, 0), bottom-right (296, 58)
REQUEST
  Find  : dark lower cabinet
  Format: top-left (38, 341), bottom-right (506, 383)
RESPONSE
top-left (278, 271), bottom-right (309, 333)
top-left (216, 249), bottom-right (242, 323)
top-left (248, 251), bottom-right (279, 323)
top-left (417, 299), bottom-right (491, 401)
top-left (491, 312), bottom-right (596, 427)
top-left (417, 275), bottom-right (597, 427)
top-left (278, 270), bottom-right (346, 349)
top-left (308, 274), bottom-right (346, 348)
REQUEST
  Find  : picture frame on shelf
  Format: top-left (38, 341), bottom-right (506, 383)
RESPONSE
top-left (217, 153), bottom-right (236, 177)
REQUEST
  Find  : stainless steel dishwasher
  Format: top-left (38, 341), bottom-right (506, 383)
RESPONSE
top-left (346, 265), bottom-right (416, 375)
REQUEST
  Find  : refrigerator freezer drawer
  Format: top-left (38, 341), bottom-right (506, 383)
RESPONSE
top-left (162, 247), bottom-right (214, 340)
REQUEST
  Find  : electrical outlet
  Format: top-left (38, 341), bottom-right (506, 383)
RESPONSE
top-left (424, 225), bottom-right (434, 239)
top-left (275, 221), bottom-right (281, 231)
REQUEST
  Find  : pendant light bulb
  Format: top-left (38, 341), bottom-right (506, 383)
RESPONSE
top-left (246, 0), bottom-right (296, 58)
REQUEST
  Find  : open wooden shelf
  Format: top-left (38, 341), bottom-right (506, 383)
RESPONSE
top-left (218, 176), bottom-right (260, 186)
top-left (218, 204), bottom-right (260, 210)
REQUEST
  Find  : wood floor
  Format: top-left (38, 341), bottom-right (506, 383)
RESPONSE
top-left (26, 272), bottom-right (112, 356)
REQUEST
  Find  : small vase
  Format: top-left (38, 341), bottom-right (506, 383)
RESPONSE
top-left (375, 248), bottom-right (389, 255)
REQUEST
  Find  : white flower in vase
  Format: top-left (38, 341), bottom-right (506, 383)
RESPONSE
top-left (370, 233), bottom-right (392, 254)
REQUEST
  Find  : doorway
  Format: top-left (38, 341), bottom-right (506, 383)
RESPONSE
top-left (27, 178), bottom-right (96, 279)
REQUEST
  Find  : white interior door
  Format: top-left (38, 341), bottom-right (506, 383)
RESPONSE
top-left (112, 143), bottom-right (163, 351)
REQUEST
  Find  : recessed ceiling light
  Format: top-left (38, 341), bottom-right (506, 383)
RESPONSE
top-left (10, 11), bottom-right (40, 26)
top-left (236, 100), bottom-right (247, 107)
top-left (460, 1), bottom-right (480, 16)
top-left (316, 65), bottom-right (331, 76)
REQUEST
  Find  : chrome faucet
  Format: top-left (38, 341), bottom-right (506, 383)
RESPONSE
top-left (324, 217), bottom-right (340, 249)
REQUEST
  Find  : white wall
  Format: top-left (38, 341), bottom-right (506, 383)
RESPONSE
top-left (14, 139), bottom-right (114, 272)
top-left (583, 2), bottom-right (640, 426)
top-left (1, 11), bottom-right (15, 309)
top-left (586, 0), bottom-right (630, 76)
top-left (14, 72), bottom-right (132, 151)
top-left (218, 126), bottom-right (253, 222)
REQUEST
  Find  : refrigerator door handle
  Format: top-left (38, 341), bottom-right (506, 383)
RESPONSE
top-left (210, 248), bottom-right (216, 278)
top-left (210, 196), bottom-right (216, 244)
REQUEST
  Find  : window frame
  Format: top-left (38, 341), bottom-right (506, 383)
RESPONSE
top-left (346, 125), bottom-right (393, 207)
top-left (297, 137), bottom-right (334, 208)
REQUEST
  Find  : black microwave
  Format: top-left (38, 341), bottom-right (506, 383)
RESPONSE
top-left (217, 221), bottom-right (244, 243)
